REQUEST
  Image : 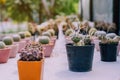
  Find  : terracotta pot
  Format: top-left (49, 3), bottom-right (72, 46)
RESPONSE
top-left (93, 40), bottom-right (101, 51)
top-left (0, 48), bottom-right (11, 63)
top-left (18, 59), bottom-right (44, 80)
top-left (42, 44), bottom-right (54, 57)
top-left (8, 44), bottom-right (19, 58)
top-left (18, 41), bottom-right (26, 52)
top-left (23, 37), bottom-right (31, 44)
top-left (50, 36), bottom-right (57, 47)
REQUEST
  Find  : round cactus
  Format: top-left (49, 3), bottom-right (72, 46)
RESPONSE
top-left (0, 41), bottom-right (6, 49)
top-left (89, 28), bottom-right (97, 36)
top-left (25, 31), bottom-right (31, 37)
top-left (47, 29), bottom-right (55, 36)
top-left (3, 36), bottom-right (13, 45)
top-left (39, 36), bottom-right (50, 44)
top-left (94, 31), bottom-right (106, 37)
top-left (42, 31), bottom-right (51, 38)
top-left (12, 34), bottom-right (21, 42)
top-left (106, 33), bottom-right (116, 39)
top-left (19, 32), bottom-right (26, 39)
top-left (65, 29), bottom-right (73, 36)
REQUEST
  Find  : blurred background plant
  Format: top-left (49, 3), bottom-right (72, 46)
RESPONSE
top-left (3, 0), bottom-right (79, 24)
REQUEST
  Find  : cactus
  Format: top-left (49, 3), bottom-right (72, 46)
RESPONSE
top-left (94, 31), bottom-right (106, 37)
top-left (0, 41), bottom-right (6, 49)
top-left (38, 36), bottom-right (50, 44)
top-left (42, 31), bottom-right (51, 38)
top-left (65, 29), bottom-right (73, 36)
top-left (84, 35), bottom-right (91, 45)
top-left (89, 28), bottom-right (97, 36)
top-left (25, 31), bottom-right (31, 37)
top-left (19, 32), bottom-right (26, 39)
top-left (47, 29), bottom-right (55, 36)
top-left (12, 34), bottom-right (21, 42)
top-left (19, 43), bottom-right (43, 61)
top-left (106, 33), bottom-right (116, 39)
top-left (3, 36), bottom-right (13, 45)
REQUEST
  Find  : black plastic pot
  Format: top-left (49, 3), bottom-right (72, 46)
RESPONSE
top-left (66, 43), bottom-right (94, 72)
top-left (99, 43), bottom-right (118, 62)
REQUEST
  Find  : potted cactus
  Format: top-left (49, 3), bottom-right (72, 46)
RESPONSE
top-left (93, 31), bottom-right (106, 51)
top-left (18, 32), bottom-right (26, 52)
top-left (18, 43), bottom-right (44, 80)
top-left (38, 36), bottom-right (54, 57)
top-left (0, 41), bottom-right (11, 63)
top-left (3, 36), bottom-right (18, 58)
top-left (66, 34), bottom-right (94, 72)
top-left (24, 31), bottom-right (32, 43)
top-left (99, 36), bottom-right (118, 62)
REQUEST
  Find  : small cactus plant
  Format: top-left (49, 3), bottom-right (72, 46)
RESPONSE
top-left (47, 29), bottom-right (55, 36)
top-left (65, 29), bottom-right (73, 36)
top-left (19, 32), bottom-right (26, 39)
top-left (106, 33), bottom-right (116, 39)
top-left (84, 35), bottom-right (92, 45)
top-left (42, 31), bottom-right (51, 38)
top-left (25, 31), bottom-right (31, 37)
top-left (94, 31), bottom-right (106, 37)
top-left (89, 28), bottom-right (97, 36)
top-left (12, 34), bottom-right (21, 42)
top-left (0, 41), bottom-right (6, 49)
top-left (19, 43), bottom-right (43, 61)
top-left (38, 36), bottom-right (50, 44)
top-left (3, 36), bottom-right (13, 45)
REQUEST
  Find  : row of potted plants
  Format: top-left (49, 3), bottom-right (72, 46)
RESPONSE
top-left (0, 31), bottom-right (31, 63)
top-left (60, 16), bottom-right (120, 72)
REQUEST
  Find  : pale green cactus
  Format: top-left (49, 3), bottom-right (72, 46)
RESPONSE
top-left (3, 36), bottom-right (13, 45)
top-left (39, 36), bottom-right (50, 44)
top-left (0, 41), bottom-right (6, 49)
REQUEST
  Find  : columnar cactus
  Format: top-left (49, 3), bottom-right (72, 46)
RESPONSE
top-left (12, 34), bottom-right (21, 42)
top-left (3, 36), bottom-right (13, 45)
top-left (0, 41), bottom-right (6, 49)
top-left (38, 36), bottom-right (50, 44)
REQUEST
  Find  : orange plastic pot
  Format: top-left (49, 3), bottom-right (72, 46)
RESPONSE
top-left (17, 59), bottom-right (44, 80)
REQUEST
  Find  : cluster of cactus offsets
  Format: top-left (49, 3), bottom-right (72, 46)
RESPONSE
top-left (19, 43), bottom-right (43, 61)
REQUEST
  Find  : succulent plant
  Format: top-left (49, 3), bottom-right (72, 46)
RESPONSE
top-left (38, 36), bottom-right (50, 44)
top-left (3, 36), bottom-right (13, 45)
top-left (42, 31), bottom-right (51, 38)
top-left (100, 36), bottom-right (118, 44)
top-left (47, 29), bottom-right (55, 36)
top-left (106, 33), bottom-right (116, 39)
top-left (19, 32), bottom-right (26, 39)
top-left (25, 31), bottom-right (31, 37)
top-left (12, 34), bottom-right (21, 42)
top-left (89, 28), bottom-right (97, 36)
top-left (94, 31), bottom-right (106, 37)
top-left (65, 29), bottom-right (73, 36)
top-left (19, 43), bottom-right (43, 61)
top-left (84, 35), bottom-right (91, 45)
top-left (0, 41), bottom-right (6, 49)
